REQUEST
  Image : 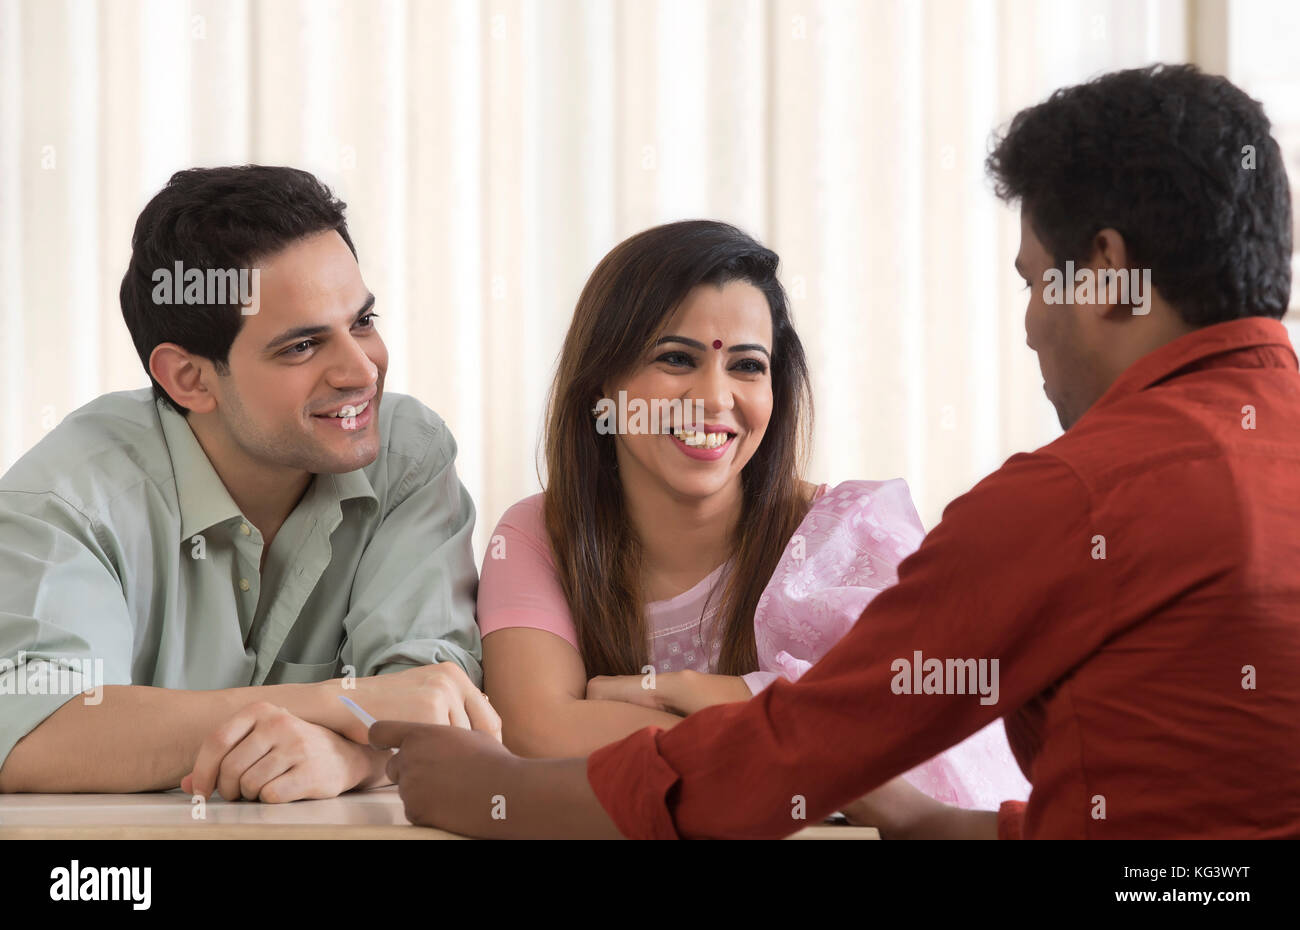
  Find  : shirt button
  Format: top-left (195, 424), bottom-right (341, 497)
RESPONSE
top-left (239, 578), bottom-right (251, 592)
top-left (240, 523), bottom-right (251, 536)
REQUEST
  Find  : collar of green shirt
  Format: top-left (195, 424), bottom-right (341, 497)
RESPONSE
top-left (155, 397), bottom-right (377, 542)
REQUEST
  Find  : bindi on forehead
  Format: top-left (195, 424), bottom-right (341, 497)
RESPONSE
top-left (712, 339), bottom-right (722, 349)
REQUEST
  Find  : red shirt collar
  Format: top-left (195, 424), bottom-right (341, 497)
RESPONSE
top-left (1093, 316), bottom-right (1298, 410)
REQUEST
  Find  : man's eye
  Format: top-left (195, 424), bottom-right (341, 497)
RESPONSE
top-left (285, 340), bottom-right (316, 356)
top-left (356, 312), bottom-right (380, 329)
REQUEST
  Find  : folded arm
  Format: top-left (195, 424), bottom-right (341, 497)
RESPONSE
top-left (0, 660), bottom-right (496, 794)
top-left (0, 679), bottom-right (355, 793)
top-left (483, 628), bottom-right (685, 758)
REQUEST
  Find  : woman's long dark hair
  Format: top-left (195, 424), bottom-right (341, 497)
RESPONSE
top-left (543, 220), bottom-right (813, 677)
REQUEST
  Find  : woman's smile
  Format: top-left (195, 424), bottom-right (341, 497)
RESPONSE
top-left (668, 424), bottom-right (737, 460)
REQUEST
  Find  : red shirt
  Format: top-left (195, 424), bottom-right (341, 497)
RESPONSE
top-left (586, 317), bottom-right (1300, 839)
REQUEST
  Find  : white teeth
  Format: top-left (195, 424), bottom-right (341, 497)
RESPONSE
top-left (672, 428), bottom-right (731, 449)
top-left (330, 400), bottom-right (369, 417)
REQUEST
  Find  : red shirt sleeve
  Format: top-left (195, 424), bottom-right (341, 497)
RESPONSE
top-left (587, 452), bottom-right (1114, 839)
top-left (998, 800), bottom-right (1028, 840)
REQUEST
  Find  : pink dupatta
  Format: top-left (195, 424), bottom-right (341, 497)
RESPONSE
top-left (746, 479), bottom-right (1031, 810)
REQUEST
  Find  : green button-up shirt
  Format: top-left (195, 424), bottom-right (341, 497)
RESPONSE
top-left (0, 388), bottom-right (481, 769)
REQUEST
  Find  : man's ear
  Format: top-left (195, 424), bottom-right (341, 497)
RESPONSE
top-left (1088, 228), bottom-right (1134, 320)
top-left (149, 343), bottom-right (218, 414)
top-left (1090, 227), bottom-right (1130, 269)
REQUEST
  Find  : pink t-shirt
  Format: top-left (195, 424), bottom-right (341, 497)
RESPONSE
top-left (476, 481), bottom-right (1032, 809)
top-left (477, 493), bottom-right (737, 679)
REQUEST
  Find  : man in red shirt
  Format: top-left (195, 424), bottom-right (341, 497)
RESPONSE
top-left (371, 63), bottom-right (1300, 839)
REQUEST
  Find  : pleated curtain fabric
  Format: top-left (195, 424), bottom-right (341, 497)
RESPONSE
top-left (0, 0), bottom-right (1212, 554)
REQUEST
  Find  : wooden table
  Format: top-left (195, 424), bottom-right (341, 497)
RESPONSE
top-left (0, 787), bottom-right (878, 839)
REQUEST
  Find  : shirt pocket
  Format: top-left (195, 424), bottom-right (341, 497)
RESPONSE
top-left (264, 639), bottom-right (345, 684)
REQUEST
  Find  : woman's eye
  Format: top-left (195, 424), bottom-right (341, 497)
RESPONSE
top-left (733, 358), bottom-right (768, 375)
top-left (656, 351), bottom-right (694, 367)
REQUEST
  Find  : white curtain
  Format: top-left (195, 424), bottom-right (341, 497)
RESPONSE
top-left (0, 0), bottom-right (1219, 557)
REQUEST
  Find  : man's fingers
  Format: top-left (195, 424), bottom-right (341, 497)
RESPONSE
top-left (368, 719), bottom-right (423, 751)
top-left (258, 766), bottom-right (309, 804)
top-left (238, 749), bottom-right (293, 802)
top-left (464, 691), bottom-right (502, 743)
top-left (189, 709), bottom-right (261, 798)
top-left (448, 701), bottom-right (472, 732)
top-left (215, 731), bottom-right (274, 801)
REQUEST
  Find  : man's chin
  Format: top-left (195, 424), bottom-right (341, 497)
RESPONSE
top-left (296, 439), bottom-right (380, 474)
top-left (1041, 381), bottom-right (1070, 431)
top-left (1051, 397), bottom-right (1080, 432)
top-left (305, 410), bottom-right (382, 470)
top-left (326, 443), bottom-right (380, 472)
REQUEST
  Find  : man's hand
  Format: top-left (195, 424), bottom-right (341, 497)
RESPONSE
top-left (586, 669), bottom-right (752, 716)
top-left (369, 721), bottom-right (523, 836)
top-left (841, 775), bottom-right (998, 839)
top-left (327, 662), bottom-right (502, 744)
top-left (181, 702), bottom-right (386, 803)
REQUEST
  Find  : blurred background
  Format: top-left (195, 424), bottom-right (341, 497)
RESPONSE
top-left (2, 0), bottom-right (1298, 558)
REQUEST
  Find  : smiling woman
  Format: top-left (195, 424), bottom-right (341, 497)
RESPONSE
top-left (534, 220), bottom-right (807, 686)
top-left (474, 219), bottom-right (1030, 811)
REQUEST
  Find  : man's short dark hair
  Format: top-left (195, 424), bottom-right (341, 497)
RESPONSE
top-left (119, 165), bottom-right (357, 415)
top-left (986, 63), bottom-right (1292, 326)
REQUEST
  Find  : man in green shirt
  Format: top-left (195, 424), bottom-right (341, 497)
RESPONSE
top-left (0, 166), bottom-right (497, 802)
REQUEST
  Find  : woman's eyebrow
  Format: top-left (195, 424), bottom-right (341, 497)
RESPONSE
top-left (654, 335), bottom-right (770, 357)
top-left (654, 335), bottom-right (707, 351)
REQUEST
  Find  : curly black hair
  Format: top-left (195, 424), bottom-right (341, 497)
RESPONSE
top-left (120, 165), bottom-right (357, 415)
top-left (986, 63), bottom-right (1292, 326)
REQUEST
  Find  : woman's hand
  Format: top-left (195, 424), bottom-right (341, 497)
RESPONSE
top-left (586, 669), bottom-right (753, 716)
top-left (585, 671), bottom-right (669, 711)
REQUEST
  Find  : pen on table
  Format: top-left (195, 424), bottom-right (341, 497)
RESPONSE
top-left (338, 695), bottom-right (398, 753)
